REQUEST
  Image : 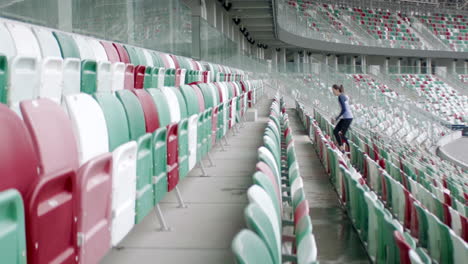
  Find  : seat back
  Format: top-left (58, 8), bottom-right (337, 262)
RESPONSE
top-left (65, 93), bottom-right (109, 164)
top-left (96, 61), bottom-right (112, 93)
top-left (244, 203), bottom-right (281, 264)
top-left (180, 84), bottom-right (200, 116)
top-left (88, 39), bottom-right (108, 62)
top-left (62, 58), bottom-right (81, 96)
top-left (8, 56), bottom-right (39, 114)
top-left (53, 31), bottom-right (80, 58)
top-left (124, 64), bottom-right (135, 90)
top-left (100, 41), bottom-right (120, 62)
top-left (94, 93), bottom-right (130, 151)
top-left (113, 43), bottom-right (130, 63)
top-left (76, 153), bottom-right (112, 263)
top-left (20, 99), bottom-right (79, 175)
top-left (171, 87), bottom-right (188, 119)
top-left (73, 35), bottom-right (95, 60)
top-left (166, 123), bottom-right (179, 192)
top-left (147, 88), bottom-right (171, 127)
top-left (134, 65), bottom-right (146, 89)
top-left (111, 62), bottom-right (126, 92)
top-left (81, 60), bottom-right (97, 94)
top-left (33, 27), bottom-right (61, 58)
top-left (142, 50), bottom-right (154, 67)
top-left (232, 229), bottom-right (274, 264)
top-left (6, 23), bottom-right (41, 58)
top-left (116, 90), bottom-right (146, 141)
top-left (38, 58), bottom-right (63, 104)
top-left (160, 87), bottom-right (181, 123)
top-left (0, 22), bottom-right (17, 58)
top-left (133, 89), bottom-right (160, 133)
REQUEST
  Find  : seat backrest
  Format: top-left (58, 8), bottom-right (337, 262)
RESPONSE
top-left (113, 43), bottom-right (130, 64)
top-left (0, 22), bottom-right (17, 58)
top-left (244, 203), bottom-right (281, 264)
top-left (32, 27), bottom-right (61, 58)
top-left (297, 233), bottom-right (318, 264)
top-left (171, 87), bottom-right (188, 119)
top-left (124, 64), bottom-right (135, 90)
top-left (180, 85), bottom-right (200, 116)
top-left (53, 31), bottom-right (80, 59)
top-left (253, 171), bottom-right (281, 217)
top-left (96, 61), bottom-right (112, 93)
top-left (133, 89), bottom-right (160, 133)
top-left (94, 93), bottom-right (130, 151)
top-left (100, 41), bottom-right (120, 62)
top-left (110, 62), bottom-right (126, 92)
top-left (147, 88), bottom-right (171, 127)
top-left (6, 23), bottom-right (41, 58)
top-left (231, 229), bottom-right (274, 264)
top-left (73, 35), bottom-right (95, 60)
top-left (65, 93), bottom-right (109, 164)
top-left (160, 87), bottom-right (181, 123)
top-left (0, 104), bottom-right (38, 196)
top-left (81, 60), bottom-right (97, 94)
top-left (116, 90), bottom-right (146, 141)
top-left (8, 56), bottom-right (39, 114)
top-left (190, 84), bottom-right (206, 113)
top-left (38, 57), bottom-right (63, 104)
top-left (142, 49), bottom-right (154, 67)
top-left (62, 58), bottom-right (81, 96)
top-left (87, 39), bottom-right (108, 62)
top-left (134, 65), bottom-right (146, 89)
top-left (124, 45), bottom-right (141, 66)
top-left (21, 98), bottom-right (79, 175)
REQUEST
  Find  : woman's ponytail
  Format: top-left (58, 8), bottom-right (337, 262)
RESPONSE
top-left (332, 84), bottom-right (344, 93)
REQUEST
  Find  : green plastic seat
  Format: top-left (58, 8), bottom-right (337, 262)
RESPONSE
top-left (0, 189), bottom-right (26, 264)
top-left (244, 203), bottom-right (281, 264)
top-left (143, 66), bottom-right (153, 89)
top-left (171, 87), bottom-right (188, 119)
top-left (0, 55), bottom-right (7, 104)
top-left (232, 229), bottom-right (274, 264)
top-left (81, 60), bottom-right (97, 95)
top-left (180, 85), bottom-right (200, 116)
top-left (53, 31), bottom-right (80, 58)
top-left (147, 88), bottom-right (171, 127)
top-left (153, 127), bottom-right (168, 204)
top-left (124, 45), bottom-right (141, 66)
top-left (253, 172), bottom-right (281, 222)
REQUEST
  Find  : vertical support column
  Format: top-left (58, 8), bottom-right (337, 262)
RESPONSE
top-left (279, 48), bottom-right (286, 73)
top-left (464, 60), bottom-right (468, 74)
top-left (351, 56), bottom-right (357, 74)
top-left (397, 58), bottom-right (402, 74)
top-left (308, 52), bottom-right (313, 73)
top-left (294, 52), bottom-right (301, 73)
top-left (272, 49), bottom-right (279, 73)
top-left (216, 4), bottom-right (223, 32)
top-left (325, 54), bottom-right (330, 66)
top-left (416, 59), bottom-right (421, 74)
top-left (126, 0), bottom-right (135, 44)
top-left (426, 58), bottom-right (432, 74)
top-left (452, 59), bottom-right (458, 74)
top-left (57, 0), bottom-right (72, 32)
top-left (362, 55), bottom-right (367, 74)
top-left (334, 55), bottom-right (339, 72)
top-left (384, 57), bottom-right (389, 74)
top-left (191, 2), bottom-right (202, 60)
top-left (206, 0), bottom-right (216, 27)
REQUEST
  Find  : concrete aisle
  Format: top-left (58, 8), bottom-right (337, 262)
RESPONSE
top-left (286, 108), bottom-right (370, 264)
top-left (101, 98), bottom-right (272, 264)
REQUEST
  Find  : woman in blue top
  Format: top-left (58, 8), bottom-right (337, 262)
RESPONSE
top-left (332, 84), bottom-right (353, 152)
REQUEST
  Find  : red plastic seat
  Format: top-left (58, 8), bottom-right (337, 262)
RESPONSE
top-left (113, 43), bottom-right (130, 64)
top-left (133, 89), bottom-right (160, 133)
top-left (294, 200), bottom-right (309, 226)
top-left (169, 54), bottom-right (180, 68)
top-left (166, 123), bottom-right (179, 192)
top-left (21, 98), bottom-right (112, 264)
top-left (255, 162), bottom-right (280, 203)
top-left (124, 64), bottom-right (135, 90)
top-left (393, 231), bottom-right (411, 264)
top-left (100, 41), bottom-right (120, 63)
top-left (134, 65), bottom-right (146, 89)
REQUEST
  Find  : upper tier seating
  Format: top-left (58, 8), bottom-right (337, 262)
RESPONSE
top-left (0, 19), bottom-right (264, 264)
top-left (351, 74), bottom-right (398, 98)
top-left (392, 74), bottom-right (468, 125)
top-left (419, 13), bottom-right (468, 52)
top-left (459, 74), bottom-right (468, 83)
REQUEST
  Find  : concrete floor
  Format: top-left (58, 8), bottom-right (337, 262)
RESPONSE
top-left (101, 99), bottom-right (370, 264)
top-left (440, 137), bottom-right (468, 165)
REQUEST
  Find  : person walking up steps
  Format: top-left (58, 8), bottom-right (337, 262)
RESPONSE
top-left (332, 84), bottom-right (353, 153)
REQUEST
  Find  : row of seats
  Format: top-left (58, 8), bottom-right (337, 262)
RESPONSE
top-left (351, 74), bottom-right (399, 98)
top-left (0, 19), bottom-right (247, 114)
top-left (0, 18), bottom-right (265, 264)
top-left (296, 101), bottom-right (468, 263)
top-left (392, 74), bottom-right (467, 125)
top-left (419, 13), bottom-right (468, 52)
top-left (232, 97), bottom-right (317, 264)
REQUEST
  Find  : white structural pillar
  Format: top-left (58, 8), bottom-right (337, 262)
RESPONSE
top-left (352, 56), bottom-right (357, 74)
top-left (295, 52), bottom-right (301, 73)
top-left (272, 49), bottom-right (279, 72)
top-left (452, 60), bottom-right (457, 74)
top-left (362, 55), bottom-right (367, 74)
top-left (279, 48), bottom-right (286, 72)
top-left (465, 60), bottom-right (468, 74)
top-left (427, 58), bottom-right (432, 74)
top-left (384, 57), bottom-right (389, 74)
top-left (334, 55), bottom-right (339, 72)
top-left (397, 58), bottom-right (402, 74)
top-left (416, 59), bottom-right (422, 74)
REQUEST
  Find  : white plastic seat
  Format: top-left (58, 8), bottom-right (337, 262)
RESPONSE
top-left (142, 49), bottom-right (154, 67)
top-left (110, 141), bottom-right (137, 246)
top-left (161, 53), bottom-right (176, 69)
top-left (177, 68), bottom-right (186, 87)
top-left (87, 39), bottom-right (109, 62)
top-left (6, 23), bottom-right (41, 58)
top-left (97, 61), bottom-right (112, 93)
top-left (157, 68), bottom-right (165, 88)
top-left (297, 234), bottom-right (318, 264)
top-left (160, 87), bottom-right (181, 123)
top-left (8, 56), bottom-right (39, 114)
top-left (207, 83), bottom-right (218, 106)
top-left (65, 93), bottom-right (138, 245)
top-left (73, 35), bottom-right (95, 60)
top-left (64, 93), bottom-right (109, 164)
top-left (62, 59), bottom-right (81, 96)
top-left (188, 114), bottom-right (198, 170)
top-left (38, 57), bottom-right (63, 104)
top-left (111, 62), bottom-right (126, 92)
top-left (33, 27), bottom-right (63, 59)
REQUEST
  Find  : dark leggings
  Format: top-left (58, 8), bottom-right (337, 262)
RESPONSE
top-left (333, 118), bottom-right (352, 147)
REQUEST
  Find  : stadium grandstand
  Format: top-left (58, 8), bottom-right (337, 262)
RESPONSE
top-left (0, 0), bottom-right (467, 263)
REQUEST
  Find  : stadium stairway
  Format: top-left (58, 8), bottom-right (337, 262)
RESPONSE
top-left (101, 96), bottom-right (273, 263)
top-left (284, 108), bottom-right (369, 263)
